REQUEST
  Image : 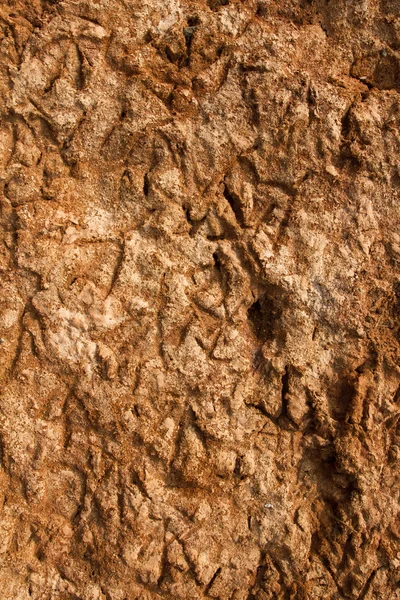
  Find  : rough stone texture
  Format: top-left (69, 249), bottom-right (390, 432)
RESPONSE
top-left (0, 0), bottom-right (400, 598)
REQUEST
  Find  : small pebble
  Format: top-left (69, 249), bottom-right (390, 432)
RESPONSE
top-left (183, 26), bottom-right (197, 39)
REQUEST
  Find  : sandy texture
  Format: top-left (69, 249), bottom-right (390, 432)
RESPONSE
top-left (0, 0), bottom-right (400, 598)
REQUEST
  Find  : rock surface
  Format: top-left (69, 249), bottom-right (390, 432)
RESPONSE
top-left (0, 0), bottom-right (400, 598)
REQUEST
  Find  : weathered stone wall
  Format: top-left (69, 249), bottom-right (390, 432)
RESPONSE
top-left (0, 1), bottom-right (399, 598)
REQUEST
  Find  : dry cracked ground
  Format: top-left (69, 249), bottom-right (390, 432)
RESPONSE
top-left (0, 0), bottom-right (400, 599)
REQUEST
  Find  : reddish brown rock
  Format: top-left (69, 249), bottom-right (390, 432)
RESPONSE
top-left (0, 1), bottom-right (399, 599)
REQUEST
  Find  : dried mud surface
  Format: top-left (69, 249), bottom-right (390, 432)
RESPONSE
top-left (1, 1), bottom-right (400, 599)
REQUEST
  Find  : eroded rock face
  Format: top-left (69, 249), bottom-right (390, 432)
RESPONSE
top-left (0, 1), bottom-right (399, 598)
